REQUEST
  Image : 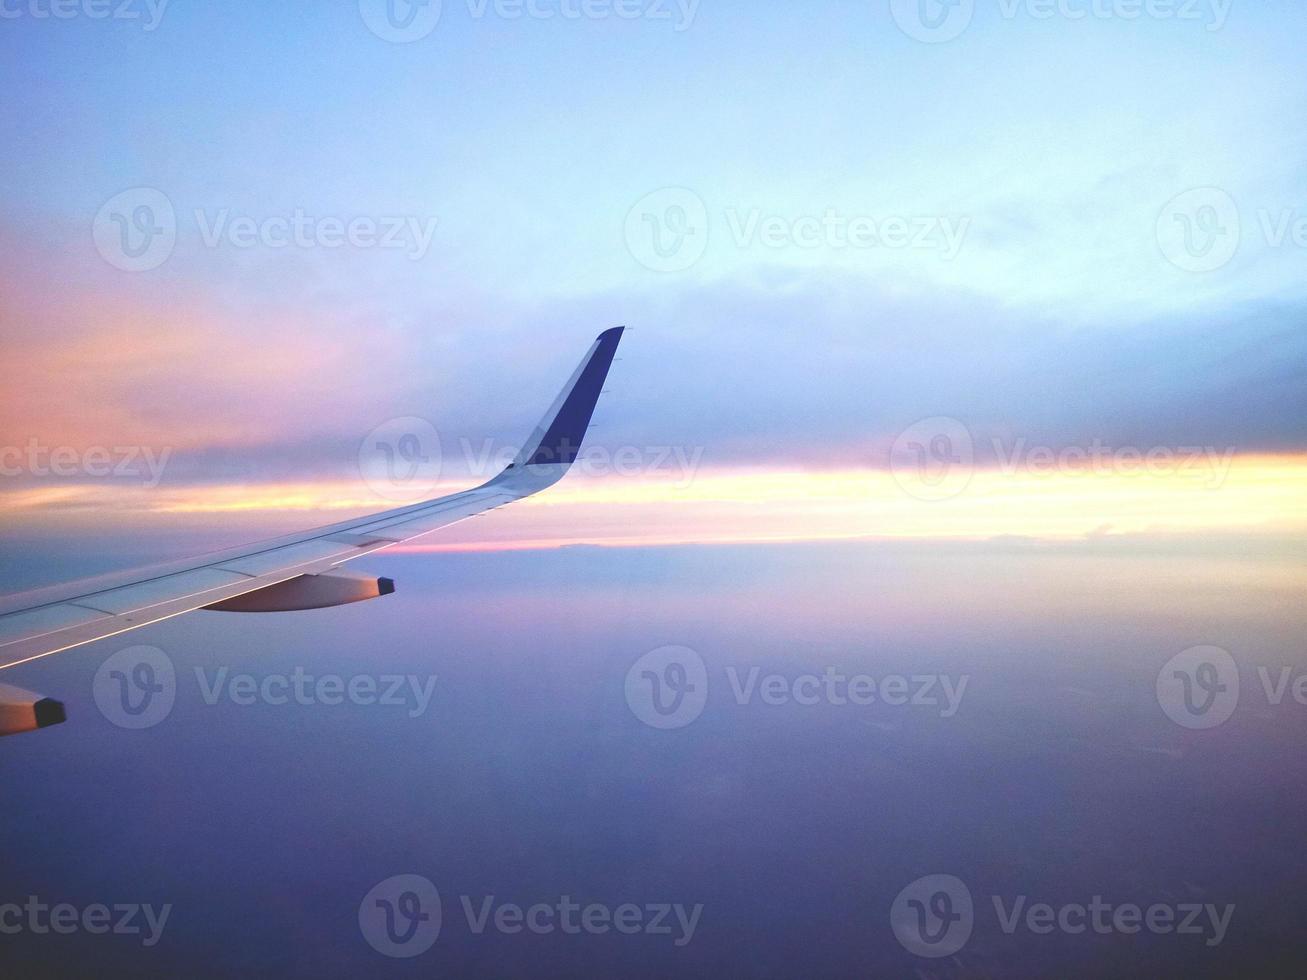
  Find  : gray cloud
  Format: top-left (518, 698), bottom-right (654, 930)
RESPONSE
top-left (137, 268), bottom-right (1307, 485)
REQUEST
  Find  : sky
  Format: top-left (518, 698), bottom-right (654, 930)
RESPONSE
top-left (6, 6), bottom-right (1307, 977)
top-left (2, 0), bottom-right (1306, 551)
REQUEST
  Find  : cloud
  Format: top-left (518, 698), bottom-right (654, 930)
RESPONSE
top-left (4, 244), bottom-right (1306, 494)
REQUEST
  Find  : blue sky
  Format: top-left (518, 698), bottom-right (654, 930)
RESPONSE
top-left (4, 1), bottom-right (1305, 309)
top-left (1, 0), bottom-right (1305, 487)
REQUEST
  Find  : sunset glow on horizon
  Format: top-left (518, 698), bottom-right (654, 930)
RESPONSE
top-left (6, 454), bottom-right (1306, 554)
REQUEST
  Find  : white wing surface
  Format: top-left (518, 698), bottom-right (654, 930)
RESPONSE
top-left (0, 327), bottom-right (626, 732)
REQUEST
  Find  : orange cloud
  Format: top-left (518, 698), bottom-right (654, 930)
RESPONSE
top-left (0, 247), bottom-right (407, 454)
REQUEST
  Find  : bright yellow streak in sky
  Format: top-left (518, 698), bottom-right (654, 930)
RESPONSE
top-left (4, 454), bottom-right (1305, 551)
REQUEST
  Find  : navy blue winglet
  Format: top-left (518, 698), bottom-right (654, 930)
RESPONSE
top-left (526, 326), bottom-right (625, 466)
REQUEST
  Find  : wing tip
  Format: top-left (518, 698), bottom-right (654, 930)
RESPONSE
top-left (517, 326), bottom-right (626, 469)
top-left (34, 697), bottom-right (66, 729)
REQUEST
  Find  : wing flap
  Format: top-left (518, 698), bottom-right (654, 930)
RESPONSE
top-left (0, 603), bottom-right (113, 647)
top-left (213, 539), bottom-right (361, 577)
top-left (348, 490), bottom-right (519, 538)
top-left (72, 567), bottom-right (254, 615)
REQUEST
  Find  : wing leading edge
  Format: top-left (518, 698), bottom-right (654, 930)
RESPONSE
top-left (0, 327), bottom-right (626, 695)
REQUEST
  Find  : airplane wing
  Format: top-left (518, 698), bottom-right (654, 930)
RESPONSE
top-left (0, 326), bottom-right (626, 734)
